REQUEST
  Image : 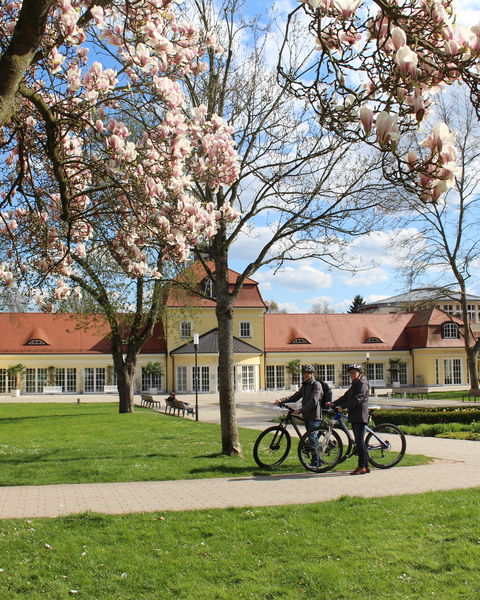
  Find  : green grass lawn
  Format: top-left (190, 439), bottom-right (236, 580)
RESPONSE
top-left (0, 488), bottom-right (478, 599)
top-left (0, 403), bottom-right (428, 486)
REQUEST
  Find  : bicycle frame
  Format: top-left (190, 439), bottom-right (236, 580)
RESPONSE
top-left (331, 411), bottom-right (389, 451)
top-left (276, 406), bottom-right (307, 439)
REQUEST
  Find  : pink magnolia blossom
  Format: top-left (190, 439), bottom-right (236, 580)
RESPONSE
top-left (375, 112), bottom-right (400, 148)
top-left (420, 122), bottom-right (456, 154)
top-left (391, 27), bottom-right (407, 50)
top-left (333, 0), bottom-right (362, 19)
top-left (395, 45), bottom-right (418, 78)
top-left (359, 104), bottom-right (373, 135)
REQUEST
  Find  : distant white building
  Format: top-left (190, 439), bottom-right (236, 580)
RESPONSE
top-left (358, 288), bottom-right (480, 333)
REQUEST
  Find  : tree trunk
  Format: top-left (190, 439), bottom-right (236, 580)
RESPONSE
top-left (215, 256), bottom-right (242, 456)
top-left (457, 283), bottom-right (479, 390)
top-left (113, 350), bottom-right (136, 413)
top-left (465, 345), bottom-right (479, 390)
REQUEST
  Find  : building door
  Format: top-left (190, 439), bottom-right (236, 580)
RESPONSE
top-left (444, 359), bottom-right (462, 385)
top-left (55, 368), bottom-right (77, 392)
top-left (193, 366), bottom-right (210, 392)
top-left (266, 365), bottom-right (285, 389)
top-left (241, 365), bottom-right (255, 391)
top-left (25, 368), bottom-right (47, 393)
top-left (176, 366), bottom-right (187, 392)
top-left (84, 368), bottom-right (106, 392)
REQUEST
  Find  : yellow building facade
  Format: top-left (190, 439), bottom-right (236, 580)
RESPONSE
top-left (0, 271), bottom-right (476, 395)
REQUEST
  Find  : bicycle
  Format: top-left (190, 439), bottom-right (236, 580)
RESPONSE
top-left (298, 408), bottom-right (406, 473)
top-left (253, 403), bottom-right (343, 471)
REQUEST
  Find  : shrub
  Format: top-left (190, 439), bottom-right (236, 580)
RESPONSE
top-left (371, 408), bottom-right (480, 427)
top-left (401, 422), bottom-right (473, 437)
top-left (436, 431), bottom-right (480, 441)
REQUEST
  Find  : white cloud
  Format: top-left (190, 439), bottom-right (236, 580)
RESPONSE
top-left (341, 267), bottom-right (389, 287)
top-left (305, 294), bottom-right (335, 305)
top-left (455, 2), bottom-right (480, 25)
top-left (256, 263), bottom-right (333, 291)
top-left (277, 301), bottom-right (302, 313)
top-left (345, 228), bottom-right (421, 269)
top-left (334, 299), bottom-right (351, 312)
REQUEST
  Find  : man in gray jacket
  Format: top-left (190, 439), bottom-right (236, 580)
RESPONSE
top-left (275, 365), bottom-right (323, 467)
top-left (333, 364), bottom-right (370, 475)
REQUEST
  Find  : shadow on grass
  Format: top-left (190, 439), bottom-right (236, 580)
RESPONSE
top-left (0, 452), bottom-right (178, 465)
top-left (0, 412), bottom-right (106, 424)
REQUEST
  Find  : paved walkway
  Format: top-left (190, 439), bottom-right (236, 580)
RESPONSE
top-left (1, 393), bottom-right (479, 519)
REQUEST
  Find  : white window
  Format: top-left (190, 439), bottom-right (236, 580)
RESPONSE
top-left (180, 321), bottom-right (192, 338)
top-left (444, 358), bottom-right (462, 385)
top-left (193, 366), bottom-right (210, 392)
top-left (443, 304), bottom-right (454, 316)
top-left (314, 364), bottom-right (335, 384)
top-left (398, 362), bottom-right (407, 385)
top-left (25, 368), bottom-right (47, 393)
top-left (266, 365), bottom-right (285, 389)
top-left (239, 321), bottom-right (251, 338)
top-left (55, 368), bottom-right (77, 392)
top-left (442, 322), bottom-right (459, 339)
top-left (176, 366), bottom-right (187, 392)
top-left (467, 305), bottom-right (478, 323)
top-left (0, 369), bottom-right (15, 393)
top-left (204, 278), bottom-right (215, 298)
top-left (241, 365), bottom-right (255, 391)
top-left (367, 363), bottom-right (384, 382)
top-left (435, 359), bottom-right (440, 385)
top-left (84, 368), bottom-right (106, 393)
top-left (141, 368), bottom-right (162, 392)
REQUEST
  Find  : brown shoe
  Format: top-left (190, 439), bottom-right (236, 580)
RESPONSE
top-left (350, 466), bottom-right (370, 475)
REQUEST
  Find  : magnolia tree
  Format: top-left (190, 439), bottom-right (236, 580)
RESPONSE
top-left (391, 89), bottom-right (480, 389)
top-left (0, 0), bottom-right (239, 411)
top-left (282, 1), bottom-right (480, 204)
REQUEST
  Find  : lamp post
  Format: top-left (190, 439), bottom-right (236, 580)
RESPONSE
top-left (193, 333), bottom-right (199, 422)
top-left (366, 352), bottom-right (371, 396)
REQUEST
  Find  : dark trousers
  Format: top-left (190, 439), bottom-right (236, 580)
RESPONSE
top-left (352, 422), bottom-right (369, 468)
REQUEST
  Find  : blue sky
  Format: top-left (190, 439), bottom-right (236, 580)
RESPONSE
top-left (225, 0), bottom-right (480, 313)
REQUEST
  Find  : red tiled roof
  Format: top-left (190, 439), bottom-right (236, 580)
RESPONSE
top-left (405, 308), bottom-right (469, 348)
top-left (0, 314), bottom-right (166, 354)
top-left (265, 309), bottom-right (468, 352)
top-left (264, 313), bottom-right (414, 352)
top-left (166, 263), bottom-right (266, 308)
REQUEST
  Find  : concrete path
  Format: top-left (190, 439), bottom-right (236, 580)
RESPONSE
top-left (1, 395), bottom-right (479, 519)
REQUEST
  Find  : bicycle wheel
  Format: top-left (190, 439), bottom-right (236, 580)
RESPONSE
top-left (334, 426), bottom-right (354, 463)
top-left (366, 423), bottom-right (406, 469)
top-left (298, 426), bottom-right (343, 473)
top-left (253, 426), bottom-right (291, 468)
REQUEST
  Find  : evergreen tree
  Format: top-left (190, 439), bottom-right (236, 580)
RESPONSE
top-left (348, 295), bottom-right (366, 313)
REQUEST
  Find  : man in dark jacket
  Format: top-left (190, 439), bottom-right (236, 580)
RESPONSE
top-left (333, 364), bottom-right (370, 475)
top-left (275, 365), bottom-right (323, 467)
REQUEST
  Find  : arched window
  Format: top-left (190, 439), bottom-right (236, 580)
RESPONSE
top-left (291, 338), bottom-right (309, 344)
top-left (442, 322), bottom-right (459, 339)
top-left (26, 339), bottom-right (47, 346)
top-left (203, 278), bottom-right (215, 298)
top-left (365, 337), bottom-right (382, 343)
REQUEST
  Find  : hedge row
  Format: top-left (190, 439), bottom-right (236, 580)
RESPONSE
top-left (371, 407), bottom-right (480, 426)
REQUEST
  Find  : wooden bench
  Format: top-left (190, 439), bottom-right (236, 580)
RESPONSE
top-left (103, 385), bottom-right (118, 394)
top-left (43, 386), bottom-right (63, 395)
top-left (165, 397), bottom-right (195, 417)
top-left (390, 387), bottom-right (429, 400)
top-left (462, 389), bottom-right (480, 402)
top-left (140, 394), bottom-right (161, 409)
